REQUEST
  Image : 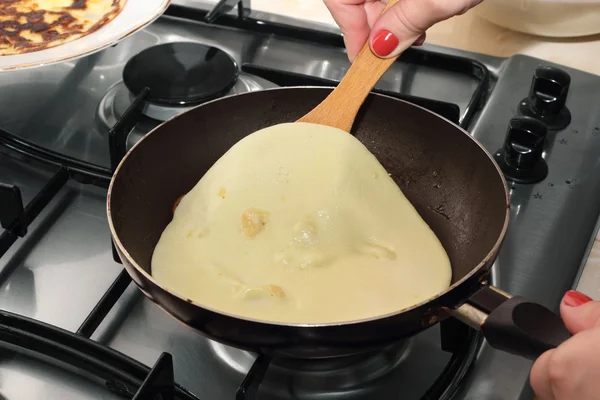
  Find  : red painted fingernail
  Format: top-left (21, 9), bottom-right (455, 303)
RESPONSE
top-left (412, 34), bottom-right (426, 47)
top-left (371, 30), bottom-right (399, 57)
top-left (564, 290), bottom-right (593, 307)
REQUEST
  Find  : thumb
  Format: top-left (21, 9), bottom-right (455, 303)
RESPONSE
top-left (560, 290), bottom-right (600, 334)
top-left (369, 0), bottom-right (483, 58)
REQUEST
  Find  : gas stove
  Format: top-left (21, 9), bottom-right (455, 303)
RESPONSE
top-left (1, 1), bottom-right (600, 399)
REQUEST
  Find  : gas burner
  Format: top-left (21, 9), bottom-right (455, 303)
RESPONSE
top-left (210, 340), bottom-right (412, 398)
top-left (124, 42), bottom-right (239, 107)
top-left (96, 60), bottom-right (279, 146)
top-left (96, 42), bottom-right (281, 131)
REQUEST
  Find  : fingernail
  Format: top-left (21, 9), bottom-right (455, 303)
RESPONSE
top-left (564, 290), bottom-right (593, 307)
top-left (412, 33), bottom-right (426, 47)
top-left (371, 30), bottom-right (399, 57)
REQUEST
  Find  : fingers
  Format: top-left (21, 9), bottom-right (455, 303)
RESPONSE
top-left (324, 0), bottom-right (374, 61)
top-left (531, 292), bottom-right (600, 399)
top-left (559, 290), bottom-right (600, 334)
top-left (369, 0), bottom-right (483, 58)
top-left (530, 349), bottom-right (556, 400)
top-left (325, 0), bottom-right (461, 61)
top-left (530, 326), bottom-right (600, 399)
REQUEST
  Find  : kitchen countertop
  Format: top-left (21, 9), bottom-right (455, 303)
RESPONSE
top-left (249, 0), bottom-right (600, 299)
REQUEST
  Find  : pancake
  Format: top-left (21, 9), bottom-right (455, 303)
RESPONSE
top-left (0, 0), bottom-right (126, 55)
top-left (151, 122), bottom-right (452, 324)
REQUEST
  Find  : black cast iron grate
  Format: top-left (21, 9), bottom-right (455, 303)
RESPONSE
top-left (0, 2), bottom-right (488, 399)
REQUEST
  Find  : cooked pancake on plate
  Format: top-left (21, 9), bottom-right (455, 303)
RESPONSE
top-left (0, 0), bottom-right (127, 55)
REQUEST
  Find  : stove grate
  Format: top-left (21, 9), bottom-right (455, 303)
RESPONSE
top-left (0, 166), bottom-right (69, 258)
top-left (0, 309), bottom-right (198, 400)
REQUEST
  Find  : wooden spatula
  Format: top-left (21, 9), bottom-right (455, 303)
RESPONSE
top-left (297, 0), bottom-right (418, 132)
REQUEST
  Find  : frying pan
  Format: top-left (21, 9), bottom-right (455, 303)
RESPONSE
top-left (107, 87), bottom-right (571, 360)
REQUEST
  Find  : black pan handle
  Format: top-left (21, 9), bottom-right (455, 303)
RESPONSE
top-left (450, 286), bottom-right (571, 360)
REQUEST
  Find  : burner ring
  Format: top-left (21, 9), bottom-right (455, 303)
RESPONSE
top-left (122, 42), bottom-right (239, 107)
top-left (209, 339), bottom-right (412, 397)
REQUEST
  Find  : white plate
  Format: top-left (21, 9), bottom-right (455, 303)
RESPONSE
top-left (0, 0), bottom-right (171, 71)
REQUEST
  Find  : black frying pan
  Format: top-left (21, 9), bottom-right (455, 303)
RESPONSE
top-left (107, 87), bottom-right (571, 360)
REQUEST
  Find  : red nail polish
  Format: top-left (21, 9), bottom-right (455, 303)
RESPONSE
top-left (371, 30), bottom-right (399, 57)
top-left (412, 33), bottom-right (426, 47)
top-left (564, 290), bottom-right (593, 307)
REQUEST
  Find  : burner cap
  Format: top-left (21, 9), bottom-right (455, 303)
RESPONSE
top-left (123, 42), bottom-right (239, 107)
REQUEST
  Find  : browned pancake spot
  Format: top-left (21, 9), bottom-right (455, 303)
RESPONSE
top-left (0, 0), bottom-right (125, 55)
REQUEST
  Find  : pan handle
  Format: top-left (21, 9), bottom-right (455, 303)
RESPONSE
top-left (449, 286), bottom-right (571, 360)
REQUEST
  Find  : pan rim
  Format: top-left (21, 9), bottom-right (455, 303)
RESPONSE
top-left (106, 86), bottom-right (511, 328)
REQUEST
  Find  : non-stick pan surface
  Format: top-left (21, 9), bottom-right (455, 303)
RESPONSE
top-left (107, 87), bottom-right (570, 359)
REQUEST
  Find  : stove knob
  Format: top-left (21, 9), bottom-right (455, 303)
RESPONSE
top-left (505, 117), bottom-right (547, 169)
top-left (529, 66), bottom-right (570, 115)
top-left (494, 116), bottom-right (549, 184)
top-left (518, 66), bottom-right (571, 130)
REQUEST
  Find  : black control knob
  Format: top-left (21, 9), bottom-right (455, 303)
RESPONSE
top-left (518, 66), bottom-right (571, 130)
top-left (505, 117), bottom-right (547, 169)
top-left (494, 116), bottom-right (549, 184)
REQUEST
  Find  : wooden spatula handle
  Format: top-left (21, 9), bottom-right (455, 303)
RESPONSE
top-left (297, 0), bottom-right (420, 132)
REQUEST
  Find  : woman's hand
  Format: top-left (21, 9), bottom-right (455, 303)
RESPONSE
top-left (530, 290), bottom-right (600, 399)
top-left (324, 0), bottom-right (483, 61)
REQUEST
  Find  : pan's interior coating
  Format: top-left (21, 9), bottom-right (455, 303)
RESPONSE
top-left (109, 89), bottom-right (508, 310)
top-left (150, 122), bottom-right (453, 323)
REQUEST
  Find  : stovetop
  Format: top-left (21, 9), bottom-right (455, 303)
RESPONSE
top-left (1, 1), bottom-right (600, 400)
